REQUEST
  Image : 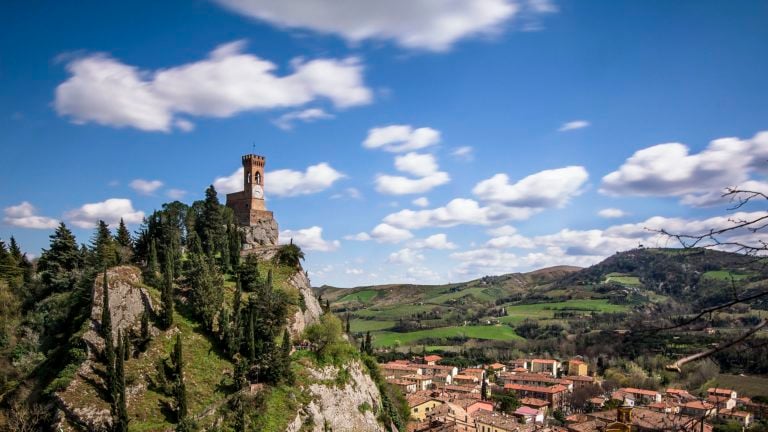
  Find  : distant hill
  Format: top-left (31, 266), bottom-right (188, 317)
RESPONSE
top-left (317, 248), bottom-right (768, 350)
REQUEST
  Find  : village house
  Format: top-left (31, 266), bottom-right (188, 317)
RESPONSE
top-left (404, 374), bottom-right (434, 391)
top-left (717, 409), bottom-right (753, 427)
top-left (513, 406), bottom-right (545, 424)
top-left (614, 388), bottom-right (662, 405)
top-left (408, 394), bottom-right (445, 421)
top-left (509, 359), bottom-right (529, 371)
top-left (680, 400), bottom-right (717, 418)
top-left (707, 388), bottom-right (737, 400)
top-left (498, 372), bottom-right (573, 391)
top-left (567, 359), bottom-right (588, 376)
top-left (530, 359), bottom-right (560, 377)
top-left (504, 383), bottom-right (568, 409)
top-left (453, 374), bottom-right (480, 386)
top-left (562, 375), bottom-right (595, 390)
top-left (425, 402), bottom-right (475, 432)
top-left (382, 362), bottom-right (423, 378)
top-left (646, 400), bottom-right (680, 414)
top-left (488, 362), bottom-right (507, 373)
top-left (421, 355), bottom-right (443, 365)
top-left (520, 397), bottom-right (551, 413)
top-left (665, 388), bottom-right (697, 402)
top-left (388, 377), bottom-right (417, 393)
top-left (582, 407), bottom-right (714, 432)
top-left (423, 364), bottom-right (459, 377)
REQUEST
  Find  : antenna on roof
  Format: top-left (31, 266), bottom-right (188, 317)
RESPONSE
top-left (252, 142), bottom-right (256, 153)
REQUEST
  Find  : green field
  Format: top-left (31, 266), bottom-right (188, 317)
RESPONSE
top-left (715, 374), bottom-right (768, 397)
top-left (350, 319), bottom-right (396, 332)
top-left (355, 304), bottom-right (445, 320)
top-left (702, 270), bottom-right (752, 281)
top-left (605, 272), bottom-right (642, 286)
top-left (338, 289), bottom-right (379, 303)
top-left (499, 299), bottom-right (628, 324)
top-left (372, 325), bottom-right (522, 347)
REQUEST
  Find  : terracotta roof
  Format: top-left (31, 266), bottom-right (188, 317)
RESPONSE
top-left (407, 394), bottom-right (437, 407)
top-left (683, 400), bottom-right (715, 410)
top-left (707, 388), bottom-right (735, 395)
top-left (424, 355), bottom-right (443, 362)
top-left (521, 397), bottom-right (550, 407)
top-left (568, 419), bottom-right (606, 432)
top-left (563, 375), bottom-right (594, 382)
top-left (388, 378), bottom-right (415, 386)
top-left (621, 387), bottom-right (661, 397)
top-left (588, 397), bottom-right (606, 405)
top-left (515, 406), bottom-right (540, 416)
top-left (475, 411), bottom-right (538, 430)
top-left (403, 374), bottom-right (433, 381)
top-left (590, 407), bottom-right (712, 432)
top-left (721, 410), bottom-right (751, 418)
top-left (490, 362), bottom-right (506, 369)
top-left (512, 367), bottom-right (529, 372)
top-left (505, 383), bottom-right (568, 394)
top-left (569, 359), bottom-right (586, 365)
top-left (531, 359), bottom-right (558, 364)
top-left (382, 363), bottom-right (422, 371)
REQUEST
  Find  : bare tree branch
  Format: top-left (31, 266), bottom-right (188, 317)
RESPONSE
top-left (665, 319), bottom-right (768, 372)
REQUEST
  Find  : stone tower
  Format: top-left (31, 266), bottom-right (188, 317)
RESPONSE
top-left (225, 154), bottom-right (274, 227)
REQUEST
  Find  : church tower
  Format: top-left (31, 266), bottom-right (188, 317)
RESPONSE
top-left (225, 154), bottom-right (274, 226)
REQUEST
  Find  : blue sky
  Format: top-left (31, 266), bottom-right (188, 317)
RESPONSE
top-left (2, 0), bottom-right (767, 286)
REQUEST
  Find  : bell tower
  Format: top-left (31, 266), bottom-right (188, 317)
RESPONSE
top-left (242, 154), bottom-right (266, 210)
top-left (225, 154), bottom-right (274, 226)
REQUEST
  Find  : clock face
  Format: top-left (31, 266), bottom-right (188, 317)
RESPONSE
top-left (252, 185), bottom-right (264, 199)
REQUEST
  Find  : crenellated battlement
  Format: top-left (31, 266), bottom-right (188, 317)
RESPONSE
top-left (242, 154), bottom-right (265, 167)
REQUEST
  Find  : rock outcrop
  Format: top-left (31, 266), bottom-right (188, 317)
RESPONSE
top-left (239, 217), bottom-right (279, 249)
top-left (57, 266), bottom-right (154, 432)
top-left (287, 361), bottom-right (387, 432)
top-left (287, 270), bottom-right (323, 338)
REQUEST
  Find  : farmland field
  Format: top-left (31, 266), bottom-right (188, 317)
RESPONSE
top-left (372, 325), bottom-right (522, 347)
top-left (715, 374), bottom-right (768, 397)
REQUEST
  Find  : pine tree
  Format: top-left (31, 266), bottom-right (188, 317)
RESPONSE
top-left (101, 270), bottom-right (117, 404)
top-left (162, 253), bottom-right (174, 328)
top-left (173, 334), bottom-right (188, 421)
top-left (37, 222), bottom-right (81, 293)
top-left (115, 330), bottom-right (129, 432)
top-left (115, 218), bottom-right (133, 264)
top-left (198, 185), bottom-right (226, 258)
top-left (91, 220), bottom-right (117, 269)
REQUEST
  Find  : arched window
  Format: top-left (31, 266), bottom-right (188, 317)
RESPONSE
top-left (255, 172), bottom-right (262, 185)
top-left (246, 172), bottom-right (251, 184)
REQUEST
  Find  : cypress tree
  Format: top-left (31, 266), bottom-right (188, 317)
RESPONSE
top-left (123, 330), bottom-right (131, 360)
top-left (162, 253), bottom-right (174, 328)
top-left (101, 269), bottom-right (117, 403)
top-left (345, 313), bottom-right (351, 334)
top-left (140, 310), bottom-right (150, 348)
top-left (364, 332), bottom-right (373, 355)
top-left (227, 222), bottom-right (241, 271)
top-left (146, 238), bottom-right (160, 286)
top-left (173, 334), bottom-right (188, 421)
top-left (280, 329), bottom-right (293, 383)
top-left (115, 330), bottom-right (129, 432)
top-left (246, 306), bottom-right (256, 362)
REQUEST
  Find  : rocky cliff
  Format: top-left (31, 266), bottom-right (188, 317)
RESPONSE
top-left (287, 269), bottom-right (323, 338)
top-left (287, 361), bottom-right (387, 432)
top-left (239, 217), bottom-right (279, 249)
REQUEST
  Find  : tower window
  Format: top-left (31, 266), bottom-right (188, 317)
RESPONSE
top-left (255, 172), bottom-right (262, 185)
top-left (246, 172), bottom-right (251, 184)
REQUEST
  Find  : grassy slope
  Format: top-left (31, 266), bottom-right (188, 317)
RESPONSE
top-left (373, 325), bottom-right (522, 347)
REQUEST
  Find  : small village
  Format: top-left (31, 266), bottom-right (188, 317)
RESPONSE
top-left (379, 355), bottom-right (767, 432)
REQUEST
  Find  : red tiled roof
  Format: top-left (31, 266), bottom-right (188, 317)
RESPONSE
top-left (621, 387), bottom-right (661, 397)
top-left (424, 355), bottom-right (442, 362)
top-left (683, 400), bottom-right (715, 410)
top-left (707, 388), bottom-right (734, 395)
top-left (505, 383), bottom-right (568, 394)
top-left (521, 397), bottom-right (550, 407)
top-left (531, 359), bottom-right (558, 364)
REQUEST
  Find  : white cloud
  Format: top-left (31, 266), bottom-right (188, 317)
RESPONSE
top-left (174, 119), bottom-right (195, 132)
top-left (388, 248), bottom-right (424, 264)
top-left (451, 146), bottom-right (474, 160)
top-left (55, 40), bottom-right (372, 132)
top-left (370, 223), bottom-right (413, 243)
top-left (412, 197), bottom-right (430, 207)
top-left (166, 189), bottom-right (188, 200)
top-left (376, 172), bottom-right (450, 195)
top-left (485, 225), bottom-right (536, 248)
top-left (331, 187), bottom-right (362, 200)
top-left (129, 179), bottom-right (164, 195)
top-left (213, 163), bottom-right (345, 196)
top-left (279, 226), bottom-right (340, 251)
top-left (394, 152), bottom-right (439, 177)
top-left (344, 232), bottom-right (372, 241)
top-left (363, 125), bottom-right (440, 153)
top-left (213, 0), bottom-right (540, 52)
top-left (65, 198), bottom-right (144, 229)
top-left (473, 166), bottom-right (589, 207)
top-left (273, 107), bottom-right (334, 130)
top-left (601, 131), bottom-right (768, 206)
top-left (376, 152), bottom-right (450, 195)
top-left (345, 268), bottom-right (364, 275)
top-left (558, 120), bottom-right (590, 131)
top-left (383, 198), bottom-right (537, 230)
top-left (598, 208), bottom-right (627, 218)
top-left (410, 233), bottom-right (458, 250)
top-left (3, 202), bottom-right (60, 229)
top-left (268, 163), bottom-right (346, 197)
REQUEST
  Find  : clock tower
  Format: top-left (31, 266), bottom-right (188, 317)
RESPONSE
top-left (225, 154), bottom-right (274, 226)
